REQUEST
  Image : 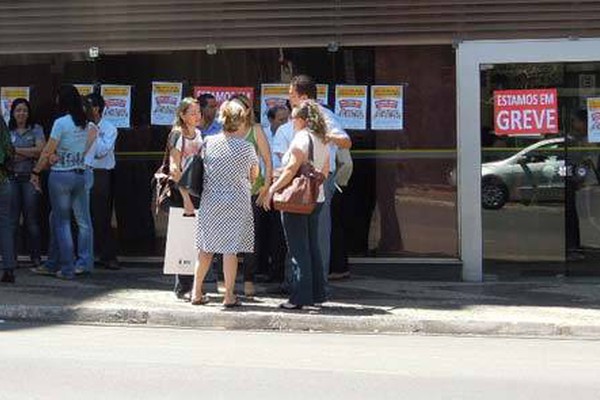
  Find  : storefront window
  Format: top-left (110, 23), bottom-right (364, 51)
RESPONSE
top-left (0, 45), bottom-right (458, 260)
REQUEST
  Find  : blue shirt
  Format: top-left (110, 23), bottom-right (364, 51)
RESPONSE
top-left (50, 115), bottom-right (88, 171)
top-left (10, 124), bottom-right (44, 175)
top-left (84, 119), bottom-right (118, 170)
top-left (201, 119), bottom-right (222, 137)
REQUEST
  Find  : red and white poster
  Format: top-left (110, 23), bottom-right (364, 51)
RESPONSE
top-left (193, 86), bottom-right (254, 105)
top-left (370, 85), bottom-right (404, 130)
top-left (101, 85), bottom-right (131, 129)
top-left (335, 85), bottom-right (368, 130)
top-left (587, 97), bottom-right (600, 143)
top-left (151, 82), bottom-right (182, 126)
top-left (260, 83), bottom-right (289, 126)
top-left (494, 89), bottom-right (559, 136)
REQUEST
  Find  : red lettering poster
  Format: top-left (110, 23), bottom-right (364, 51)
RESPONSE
top-left (494, 89), bottom-right (559, 136)
top-left (193, 86), bottom-right (254, 105)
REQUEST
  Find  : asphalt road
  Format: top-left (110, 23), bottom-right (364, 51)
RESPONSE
top-left (1, 323), bottom-right (600, 399)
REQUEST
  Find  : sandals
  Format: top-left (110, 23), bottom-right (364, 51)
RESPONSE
top-left (191, 295), bottom-right (210, 306)
top-left (223, 296), bottom-right (242, 308)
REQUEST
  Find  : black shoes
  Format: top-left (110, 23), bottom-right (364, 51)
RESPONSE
top-left (1, 270), bottom-right (15, 284)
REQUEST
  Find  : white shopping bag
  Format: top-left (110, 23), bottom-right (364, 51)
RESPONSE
top-left (163, 207), bottom-right (197, 275)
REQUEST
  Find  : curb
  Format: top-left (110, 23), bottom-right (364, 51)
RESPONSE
top-left (2, 305), bottom-right (600, 338)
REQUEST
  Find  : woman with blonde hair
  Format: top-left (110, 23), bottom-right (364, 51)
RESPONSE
top-left (191, 99), bottom-right (259, 307)
top-left (167, 97), bottom-right (202, 300)
top-left (264, 100), bottom-right (330, 309)
top-left (228, 94), bottom-right (273, 297)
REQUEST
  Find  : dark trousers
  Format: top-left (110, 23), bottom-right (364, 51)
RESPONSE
top-left (9, 175), bottom-right (42, 263)
top-left (565, 179), bottom-right (580, 251)
top-left (329, 189), bottom-right (349, 274)
top-left (243, 197), bottom-right (287, 283)
top-left (91, 169), bottom-right (117, 262)
top-left (282, 204), bottom-right (327, 306)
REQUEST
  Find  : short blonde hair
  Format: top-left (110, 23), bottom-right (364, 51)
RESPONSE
top-left (218, 99), bottom-right (249, 133)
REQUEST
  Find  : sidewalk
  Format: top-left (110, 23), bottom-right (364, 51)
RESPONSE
top-left (2, 263), bottom-right (600, 338)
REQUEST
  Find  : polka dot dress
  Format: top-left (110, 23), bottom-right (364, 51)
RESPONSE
top-left (195, 134), bottom-right (258, 254)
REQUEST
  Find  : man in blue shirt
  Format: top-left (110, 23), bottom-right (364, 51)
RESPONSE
top-left (197, 93), bottom-right (222, 137)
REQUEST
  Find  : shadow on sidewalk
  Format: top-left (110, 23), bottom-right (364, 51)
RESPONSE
top-left (2, 262), bottom-right (600, 332)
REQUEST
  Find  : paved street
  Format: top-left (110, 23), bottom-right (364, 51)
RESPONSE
top-left (1, 323), bottom-right (600, 399)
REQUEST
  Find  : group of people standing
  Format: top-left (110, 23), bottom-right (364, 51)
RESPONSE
top-left (0, 84), bottom-right (119, 283)
top-left (167, 74), bottom-right (352, 309)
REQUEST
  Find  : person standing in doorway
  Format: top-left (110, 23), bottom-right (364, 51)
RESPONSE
top-left (264, 100), bottom-right (331, 309)
top-left (31, 84), bottom-right (95, 279)
top-left (191, 99), bottom-right (259, 307)
top-left (261, 105), bottom-right (289, 283)
top-left (84, 93), bottom-right (119, 270)
top-left (285, 75), bottom-right (352, 288)
top-left (228, 94), bottom-right (273, 297)
top-left (7, 98), bottom-right (45, 269)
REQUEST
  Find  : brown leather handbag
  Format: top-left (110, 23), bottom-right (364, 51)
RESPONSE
top-left (273, 136), bottom-right (326, 215)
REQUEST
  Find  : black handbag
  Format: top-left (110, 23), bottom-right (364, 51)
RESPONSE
top-left (179, 147), bottom-right (204, 198)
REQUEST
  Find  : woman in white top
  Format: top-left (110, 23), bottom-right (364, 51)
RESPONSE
top-left (264, 100), bottom-right (330, 309)
top-left (167, 97), bottom-right (202, 300)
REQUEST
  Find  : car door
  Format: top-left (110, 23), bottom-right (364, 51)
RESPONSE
top-left (515, 140), bottom-right (564, 202)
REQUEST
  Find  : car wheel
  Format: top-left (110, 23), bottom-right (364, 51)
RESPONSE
top-left (482, 180), bottom-right (508, 210)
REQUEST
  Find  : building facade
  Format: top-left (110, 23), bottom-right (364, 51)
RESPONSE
top-left (1, 1), bottom-right (600, 280)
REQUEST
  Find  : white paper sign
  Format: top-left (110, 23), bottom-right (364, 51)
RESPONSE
top-left (163, 207), bottom-right (197, 275)
top-left (101, 85), bottom-right (131, 128)
top-left (1, 87), bottom-right (30, 125)
top-left (371, 85), bottom-right (404, 130)
top-left (151, 82), bottom-right (182, 126)
top-left (588, 97), bottom-right (600, 143)
top-left (317, 84), bottom-right (329, 106)
top-left (335, 85), bottom-right (367, 130)
top-left (260, 83), bottom-right (289, 127)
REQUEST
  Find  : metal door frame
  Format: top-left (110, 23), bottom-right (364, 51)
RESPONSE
top-left (457, 38), bottom-right (600, 281)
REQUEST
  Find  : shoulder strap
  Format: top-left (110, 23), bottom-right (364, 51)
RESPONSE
top-left (308, 133), bottom-right (315, 163)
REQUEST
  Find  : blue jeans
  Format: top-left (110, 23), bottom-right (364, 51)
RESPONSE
top-left (48, 170), bottom-right (93, 277)
top-left (318, 175), bottom-right (336, 280)
top-left (282, 203), bottom-right (327, 306)
top-left (10, 176), bottom-right (41, 264)
top-left (0, 182), bottom-right (16, 271)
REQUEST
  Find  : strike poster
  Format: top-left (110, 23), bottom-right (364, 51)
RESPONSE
top-left (335, 85), bottom-right (367, 130)
top-left (494, 89), bottom-right (559, 136)
top-left (74, 84), bottom-right (94, 97)
top-left (101, 85), bottom-right (131, 128)
top-left (260, 83), bottom-right (289, 126)
top-left (370, 85), bottom-right (404, 130)
top-left (317, 84), bottom-right (329, 106)
top-left (587, 97), bottom-right (600, 143)
top-left (1, 87), bottom-right (30, 125)
top-left (151, 82), bottom-right (182, 126)
top-left (193, 86), bottom-right (254, 105)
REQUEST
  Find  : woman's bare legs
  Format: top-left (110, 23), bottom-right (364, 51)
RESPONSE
top-left (222, 253), bottom-right (239, 305)
top-left (192, 250), bottom-right (213, 301)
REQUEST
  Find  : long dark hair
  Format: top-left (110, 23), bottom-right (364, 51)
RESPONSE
top-left (8, 98), bottom-right (33, 131)
top-left (57, 84), bottom-right (87, 129)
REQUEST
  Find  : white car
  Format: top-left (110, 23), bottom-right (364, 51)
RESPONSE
top-left (481, 138), bottom-right (565, 209)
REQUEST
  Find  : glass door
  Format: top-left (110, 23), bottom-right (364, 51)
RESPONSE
top-left (480, 62), bottom-right (600, 277)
